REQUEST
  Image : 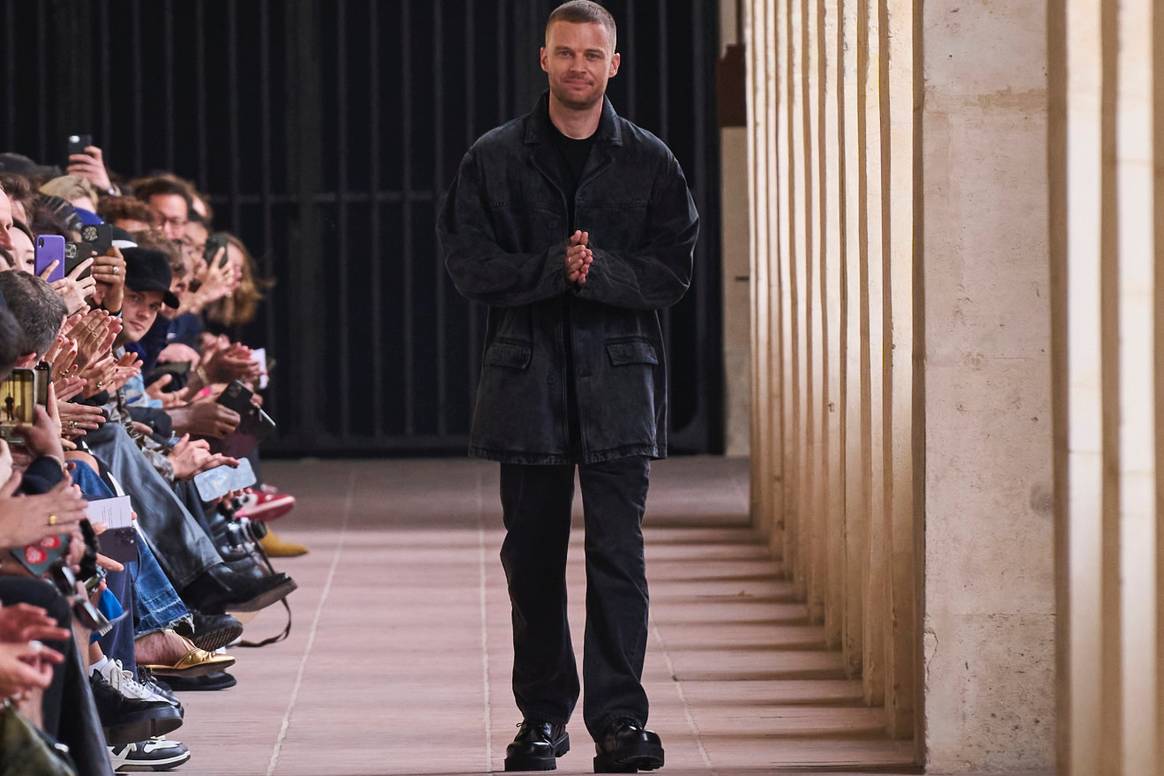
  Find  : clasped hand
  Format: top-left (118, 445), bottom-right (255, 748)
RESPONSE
top-left (565, 230), bottom-right (593, 286)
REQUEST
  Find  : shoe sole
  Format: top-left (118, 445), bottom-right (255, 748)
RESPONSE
top-left (225, 577), bottom-right (298, 613)
top-left (104, 707), bottom-right (183, 747)
top-left (114, 749), bottom-right (192, 772)
top-left (237, 499), bottom-right (295, 521)
top-left (161, 672), bottom-right (237, 692)
top-left (143, 655), bottom-right (236, 679)
top-left (190, 622), bottom-right (244, 652)
top-left (593, 744), bottom-right (664, 774)
top-left (504, 734), bottom-right (570, 771)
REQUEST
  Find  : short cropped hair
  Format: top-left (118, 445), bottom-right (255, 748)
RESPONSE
top-left (546, 1), bottom-right (617, 51)
top-left (98, 195), bottom-right (157, 227)
top-left (129, 176), bottom-right (193, 210)
top-left (0, 306), bottom-right (23, 378)
top-left (0, 272), bottom-right (67, 357)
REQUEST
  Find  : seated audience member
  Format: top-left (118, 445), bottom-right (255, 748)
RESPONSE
top-left (0, 144), bottom-right (300, 773)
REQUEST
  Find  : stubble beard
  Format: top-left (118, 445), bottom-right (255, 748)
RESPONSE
top-left (551, 80), bottom-right (603, 112)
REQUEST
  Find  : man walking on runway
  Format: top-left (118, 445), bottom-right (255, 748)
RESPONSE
top-left (438, 2), bottom-right (699, 771)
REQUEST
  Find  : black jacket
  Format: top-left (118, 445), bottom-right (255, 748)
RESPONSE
top-left (438, 93), bottom-right (699, 464)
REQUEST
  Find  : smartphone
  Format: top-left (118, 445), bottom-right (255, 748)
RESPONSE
top-left (66, 133), bottom-right (93, 159)
top-left (79, 223), bottom-right (113, 255)
top-left (34, 234), bottom-right (66, 282)
top-left (65, 242), bottom-right (97, 279)
top-left (0, 367), bottom-right (38, 444)
top-left (10, 533), bottom-right (70, 577)
top-left (204, 233), bottom-right (229, 269)
top-left (34, 361), bottom-right (50, 406)
top-left (194, 458), bottom-right (257, 502)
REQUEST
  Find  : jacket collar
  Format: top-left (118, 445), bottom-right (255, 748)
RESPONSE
top-left (523, 91), bottom-right (623, 146)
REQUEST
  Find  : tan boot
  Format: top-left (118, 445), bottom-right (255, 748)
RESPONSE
top-left (259, 528), bottom-right (309, 557)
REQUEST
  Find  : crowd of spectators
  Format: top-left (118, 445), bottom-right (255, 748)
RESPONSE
top-left (0, 143), bottom-right (304, 774)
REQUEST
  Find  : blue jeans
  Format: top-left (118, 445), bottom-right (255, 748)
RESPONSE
top-left (70, 460), bottom-right (190, 636)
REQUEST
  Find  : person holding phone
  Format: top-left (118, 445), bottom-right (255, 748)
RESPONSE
top-left (439, 2), bottom-right (699, 772)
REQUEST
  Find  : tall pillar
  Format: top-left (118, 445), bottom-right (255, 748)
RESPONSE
top-left (920, 0), bottom-right (1056, 770)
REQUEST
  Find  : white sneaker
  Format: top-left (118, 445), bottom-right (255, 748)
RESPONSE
top-left (96, 659), bottom-right (173, 706)
top-left (109, 737), bottom-right (191, 771)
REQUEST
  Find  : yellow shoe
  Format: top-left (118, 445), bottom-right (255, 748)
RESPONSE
top-left (259, 529), bottom-right (309, 558)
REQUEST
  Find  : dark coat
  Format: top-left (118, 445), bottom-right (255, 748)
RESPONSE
top-left (438, 93), bottom-right (700, 464)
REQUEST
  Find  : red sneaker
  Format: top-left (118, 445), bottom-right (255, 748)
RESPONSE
top-left (236, 489), bottom-right (296, 522)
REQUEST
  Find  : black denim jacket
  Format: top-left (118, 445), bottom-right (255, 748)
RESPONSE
top-left (438, 93), bottom-right (700, 464)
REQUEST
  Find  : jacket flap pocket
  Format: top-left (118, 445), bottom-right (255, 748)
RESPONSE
top-left (606, 340), bottom-right (659, 367)
top-left (485, 342), bottom-right (532, 370)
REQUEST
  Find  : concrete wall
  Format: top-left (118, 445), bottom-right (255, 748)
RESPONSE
top-left (920, 1), bottom-right (1057, 771)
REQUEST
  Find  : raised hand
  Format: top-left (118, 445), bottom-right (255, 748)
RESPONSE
top-left (0, 476), bottom-right (87, 549)
top-left (57, 401), bottom-right (107, 439)
top-left (169, 401), bottom-right (241, 439)
top-left (51, 258), bottom-right (97, 315)
top-left (90, 246), bottom-right (126, 313)
top-left (0, 604), bottom-right (70, 644)
top-left (66, 145), bottom-right (114, 194)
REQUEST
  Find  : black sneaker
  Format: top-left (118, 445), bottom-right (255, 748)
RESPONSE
top-left (109, 737), bottom-right (191, 772)
top-left (593, 719), bottom-right (664, 773)
top-left (505, 720), bottom-right (570, 771)
top-left (90, 672), bottom-right (183, 746)
top-left (185, 612), bottom-right (244, 651)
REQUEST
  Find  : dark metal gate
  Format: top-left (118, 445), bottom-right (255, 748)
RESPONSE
top-left (1, 0), bottom-right (722, 456)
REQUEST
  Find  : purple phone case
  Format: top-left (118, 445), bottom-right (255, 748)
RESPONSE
top-left (34, 234), bottom-right (66, 282)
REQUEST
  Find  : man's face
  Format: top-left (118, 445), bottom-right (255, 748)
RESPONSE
top-left (148, 194), bottom-right (189, 241)
top-left (9, 227), bottom-right (34, 274)
top-left (113, 217), bottom-right (153, 233)
top-left (540, 21), bottom-right (620, 111)
top-left (120, 288), bottom-right (166, 343)
top-left (0, 192), bottom-right (13, 251)
top-left (183, 220), bottom-right (209, 264)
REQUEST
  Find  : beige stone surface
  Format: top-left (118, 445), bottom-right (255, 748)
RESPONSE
top-left (921, 0), bottom-right (1056, 771)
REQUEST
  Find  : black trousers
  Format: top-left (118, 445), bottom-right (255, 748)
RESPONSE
top-left (500, 457), bottom-right (651, 738)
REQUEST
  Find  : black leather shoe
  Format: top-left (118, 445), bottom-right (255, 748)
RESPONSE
top-left (504, 720), bottom-right (570, 771)
top-left (593, 719), bottom-right (664, 773)
top-left (183, 565), bottom-right (297, 614)
top-left (89, 672), bottom-right (183, 746)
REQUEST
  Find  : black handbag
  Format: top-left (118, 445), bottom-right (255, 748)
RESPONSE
top-left (0, 698), bottom-right (78, 776)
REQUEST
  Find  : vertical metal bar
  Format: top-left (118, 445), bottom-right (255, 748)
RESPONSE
top-left (227, 0), bottom-right (241, 229)
top-left (498, 0), bottom-right (508, 118)
top-left (624, 0), bottom-right (636, 117)
top-left (690, 0), bottom-right (709, 443)
top-left (6, 1), bottom-right (17, 149)
top-left (336, 0), bottom-right (351, 437)
top-left (36, 0), bottom-right (47, 161)
top-left (402, 0), bottom-right (415, 435)
top-left (656, 0), bottom-right (669, 137)
top-left (434, 0), bottom-right (448, 436)
top-left (131, 0), bottom-right (143, 172)
top-left (465, 0), bottom-right (481, 399)
top-left (163, 0), bottom-right (175, 169)
top-left (98, 0), bottom-right (112, 149)
top-left (194, 0), bottom-right (208, 190)
top-left (369, 0), bottom-right (385, 435)
top-left (259, 0), bottom-right (277, 417)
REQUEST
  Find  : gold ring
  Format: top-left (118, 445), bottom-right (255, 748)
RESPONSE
top-left (47, 514), bottom-right (57, 527)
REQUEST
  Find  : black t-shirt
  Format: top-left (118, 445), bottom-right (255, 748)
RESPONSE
top-left (547, 113), bottom-right (597, 456)
top-left (548, 116), bottom-right (596, 228)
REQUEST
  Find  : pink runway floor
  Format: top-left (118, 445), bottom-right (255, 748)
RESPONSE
top-left (177, 457), bottom-right (917, 776)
